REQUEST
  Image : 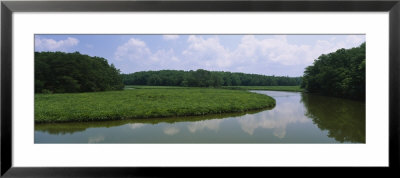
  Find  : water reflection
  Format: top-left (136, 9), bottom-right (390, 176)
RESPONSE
top-left (35, 109), bottom-right (269, 135)
top-left (187, 119), bottom-right (223, 133)
top-left (163, 126), bottom-right (180, 135)
top-left (35, 91), bottom-right (365, 143)
top-left (236, 102), bottom-right (310, 138)
top-left (300, 93), bottom-right (365, 143)
top-left (243, 91), bottom-right (311, 138)
top-left (128, 123), bottom-right (145, 130)
top-left (88, 135), bottom-right (105, 143)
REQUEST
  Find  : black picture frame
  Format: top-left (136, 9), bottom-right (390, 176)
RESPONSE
top-left (1, 0), bottom-right (399, 177)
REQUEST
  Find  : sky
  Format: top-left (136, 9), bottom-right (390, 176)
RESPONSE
top-left (34, 34), bottom-right (365, 77)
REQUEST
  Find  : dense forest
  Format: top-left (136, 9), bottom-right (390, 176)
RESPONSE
top-left (35, 52), bottom-right (124, 93)
top-left (122, 69), bottom-right (302, 87)
top-left (301, 42), bottom-right (366, 100)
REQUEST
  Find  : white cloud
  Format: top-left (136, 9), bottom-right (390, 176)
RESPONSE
top-left (35, 37), bottom-right (79, 52)
top-left (182, 35), bottom-right (314, 72)
top-left (163, 35), bottom-right (180, 40)
top-left (235, 35), bottom-right (312, 65)
top-left (182, 35), bottom-right (232, 69)
top-left (150, 49), bottom-right (180, 63)
top-left (114, 38), bottom-right (180, 71)
top-left (182, 35), bottom-right (366, 74)
top-left (115, 38), bottom-right (151, 61)
top-left (115, 35), bottom-right (365, 75)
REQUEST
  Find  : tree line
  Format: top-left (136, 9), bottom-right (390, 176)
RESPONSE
top-left (34, 51), bottom-right (303, 94)
top-left (301, 42), bottom-right (366, 100)
top-left (122, 69), bottom-right (302, 87)
top-left (35, 52), bottom-right (124, 93)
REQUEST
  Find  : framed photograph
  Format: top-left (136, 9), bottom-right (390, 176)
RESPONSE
top-left (1, 0), bottom-right (399, 176)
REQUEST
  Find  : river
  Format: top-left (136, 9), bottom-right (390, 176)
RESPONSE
top-left (34, 90), bottom-right (365, 143)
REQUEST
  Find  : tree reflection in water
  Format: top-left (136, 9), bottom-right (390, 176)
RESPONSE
top-left (300, 93), bottom-right (365, 143)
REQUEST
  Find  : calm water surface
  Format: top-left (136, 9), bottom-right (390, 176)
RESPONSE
top-left (35, 91), bottom-right (365, 143)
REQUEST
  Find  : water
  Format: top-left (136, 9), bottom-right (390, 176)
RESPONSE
top-left (34, 91), bottom-right (365, 143)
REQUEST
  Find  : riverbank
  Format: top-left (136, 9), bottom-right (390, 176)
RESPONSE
top-left (125, 85), bottom-right (303, 92)
top-left (222, 86), bottom-right (303, 92)
top-left (35, 88), bottom-right (275, 123)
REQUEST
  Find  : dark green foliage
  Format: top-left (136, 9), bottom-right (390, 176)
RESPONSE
top-left (301, 43), bottom-right (365, 100)
top-left (122, 69), bottom-right (302, 87)
top-left (35, 52), bottom-right (124, 93)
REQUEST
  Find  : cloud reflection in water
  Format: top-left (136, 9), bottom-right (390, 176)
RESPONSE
top-left (128, 123), bottom-right (145, 130)
top-left (88, 135), bottom-right (105, 143)
top-left (187, 119), bottom-right (223, 133)
top-left (237, 101), bottom-right (310, 138)
top-left (163, 126), bottom-right (180, 135)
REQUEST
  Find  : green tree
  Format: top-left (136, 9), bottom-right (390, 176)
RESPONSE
top-left (301, 42), bottom-right (365, 100)
top-left (35, 51), bottom-right (124, 93)
top-left (122, 69), bottom-right (302, 88)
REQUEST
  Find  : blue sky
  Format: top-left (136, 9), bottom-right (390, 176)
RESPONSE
top-left (34, 34), bottom-right (365, 77)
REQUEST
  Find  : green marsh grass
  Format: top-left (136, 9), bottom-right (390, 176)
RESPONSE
top-left (35, 88), bottom-right (275, 123)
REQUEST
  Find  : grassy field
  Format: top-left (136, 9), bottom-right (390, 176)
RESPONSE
top-left (35, 88), bottom-right (275, 123)
top-left (222, 86), bottom-right (303, 92)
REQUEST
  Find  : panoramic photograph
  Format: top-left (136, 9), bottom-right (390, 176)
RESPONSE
top-left (34, 34), bottom-right (365, 143)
